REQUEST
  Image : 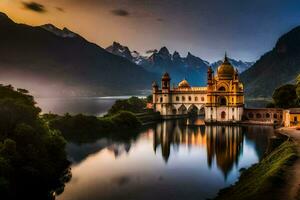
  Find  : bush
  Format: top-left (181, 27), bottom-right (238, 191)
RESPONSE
top-left (107, 96), bottom-right (146, 115)
top-left (272, 84), bottom-right (298, 108)
top-left (48, 111), bottom-right (141, 143)
top-left (110, 111), bottom-right (142, 130)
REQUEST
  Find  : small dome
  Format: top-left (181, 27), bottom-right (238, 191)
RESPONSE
top-left (217, 55), bottom-right (234, 79)
top-left (178, 79), bottom-right (191, 88)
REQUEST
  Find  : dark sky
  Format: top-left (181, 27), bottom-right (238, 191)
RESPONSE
top-left (1, 0), bottom-right (300, 62)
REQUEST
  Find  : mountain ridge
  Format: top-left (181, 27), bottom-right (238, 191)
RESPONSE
top-left (0, 12), bottom-right (157, 97)
top-left (240, 26), bottom-right (300, 97)
top-left (106, 42), bottom-right (254, 86)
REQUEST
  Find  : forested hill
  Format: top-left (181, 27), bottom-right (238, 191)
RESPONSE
top-left (240, 26), bottom-right (300, 98)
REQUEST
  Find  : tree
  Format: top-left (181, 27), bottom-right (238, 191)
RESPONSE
top-left (272, 84), bottom-right (298, 108)
top-left (146, 95), bottom-right (153, 103)
top-left (107, 96), bottom-right (146, 115)
top-left (0, 85), bottom-right (70, 199)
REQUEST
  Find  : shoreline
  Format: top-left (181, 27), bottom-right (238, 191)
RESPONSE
top-left (213, 126), bottom-right (299, 200)
top-left (275, 127), bottom-right (300, 200)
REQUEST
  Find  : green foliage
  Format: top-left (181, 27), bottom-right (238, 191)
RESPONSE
top-left (272, 84), bottom-right (298, 108)
top-left (107, 96), bottom-right (146, 115)
top-left (48, 111), bottom-right (142, 143)
top-left (266, 102), bottom-right (275, 108)
top-left (0, 85), bottom-right (70, 199)
top-left (215, 140), bottom-right (298, 200)
top-left (146, 95), bottom-right (153, 103)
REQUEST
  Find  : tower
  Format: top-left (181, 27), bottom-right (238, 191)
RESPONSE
top-left (161, 72), bottom-right (171, 93)
top-left (205, 54), bottom-right (244, 123)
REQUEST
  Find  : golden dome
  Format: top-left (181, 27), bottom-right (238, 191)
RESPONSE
top-left (178, 79), bottom-right (191, 88)
top-left (217, 55), bottom-right (234, 79)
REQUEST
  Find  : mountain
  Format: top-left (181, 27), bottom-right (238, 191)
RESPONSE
top-left (211, 58), bottom-right (254, 73)
top-left (106, 43), bottom-right (210, 85)
top-left (0, 13), bottom-right (157, 97)
top-left (240, 26), bottom-right (300, 98)
top-left (106, 42), bottom-right (253, 86)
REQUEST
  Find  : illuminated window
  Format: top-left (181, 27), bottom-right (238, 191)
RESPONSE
top-left (221, 111), bottom-right (226, 119)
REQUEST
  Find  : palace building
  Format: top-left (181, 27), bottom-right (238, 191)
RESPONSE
top-left (152, 55), bottom-right (245, 123)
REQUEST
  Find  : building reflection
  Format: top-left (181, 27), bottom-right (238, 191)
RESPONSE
top-left (153, 120), bottom-right (244, 178)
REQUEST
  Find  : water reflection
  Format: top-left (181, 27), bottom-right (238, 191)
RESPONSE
top-left (59, 120), bottom-right (273, 200)
top-left (153, 120), bottom-right (244, 178)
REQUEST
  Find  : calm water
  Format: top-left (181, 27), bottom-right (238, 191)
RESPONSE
top-left (35, 96), bottom-right (144, 116)
top-left (58, 119), bottom-right (274, 200)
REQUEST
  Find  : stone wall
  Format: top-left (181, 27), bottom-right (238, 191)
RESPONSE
top-left (243, 108), bottom-right (283, 125)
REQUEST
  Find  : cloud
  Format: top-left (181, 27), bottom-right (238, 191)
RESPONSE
top-left (111, 9), bottom-right (130, 17)
top-left (22, 1), bottom-right (46, 13)
top-left (56, 7), bottom-right (65, 12)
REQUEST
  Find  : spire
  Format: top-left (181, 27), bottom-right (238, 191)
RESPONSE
top-left (224, 52), bottom-right (229, 62)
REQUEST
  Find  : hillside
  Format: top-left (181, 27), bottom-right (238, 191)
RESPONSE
top-left (0, 13), bottom-right (157, 97)
top-left (241, 26), bottom-right (300, 97)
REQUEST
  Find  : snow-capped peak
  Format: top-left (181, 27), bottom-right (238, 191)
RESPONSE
top-left (41, 24), bottom-right (77, 38)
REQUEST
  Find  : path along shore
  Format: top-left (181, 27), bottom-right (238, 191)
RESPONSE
top-left (276, 127), bottom-right (300, 200)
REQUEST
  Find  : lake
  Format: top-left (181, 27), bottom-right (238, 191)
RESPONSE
top-left (57, 119), bottom-right (274, 200)
top-left (36, 96), bottom-right (145, 116)
top-left (35, 97), bottom-right (274, 200)
top-left (35, 97), bottom-right (268, 116)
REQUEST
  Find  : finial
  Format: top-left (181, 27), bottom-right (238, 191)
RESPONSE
top-left (224, 52), bottom-right (229, 62)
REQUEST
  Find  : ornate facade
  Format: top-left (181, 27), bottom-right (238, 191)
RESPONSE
top-left (152, 55), bottom-right (245, 123)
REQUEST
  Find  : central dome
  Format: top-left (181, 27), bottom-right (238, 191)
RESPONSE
top-left (178, 79), bottom-right (191, 88)
top-left (217, 55), bottom-right (234, 79)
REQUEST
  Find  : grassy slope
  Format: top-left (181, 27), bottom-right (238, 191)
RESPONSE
top-left (215, 140), bottom-right (298, 200)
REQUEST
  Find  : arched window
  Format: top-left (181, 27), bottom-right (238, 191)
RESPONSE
top-left (274, 113), bottom-right (278, 119)
top-left (176, 96), bottom-right (179, 101)
top-left (201, 97), bottom-right (205, 101)
top-left (195, 97), bottom-right (198, 101)
top-left (220, 97), bottom-right (227, 106)
top-left (221, 111), bottom-right (226, 119)
top-left (256, 113), bottom-right (262, 118)
top-left (182, 96), bottom-right (185, 101)
top-left (248, 113), bottom-right (254, 118)
top-left (266, 113), bottom-right (270, 118)
top-left (188, 96), bottom-right (192, 101)
top-left (219, 86), bottom-right (226, 91)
